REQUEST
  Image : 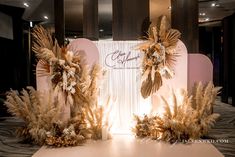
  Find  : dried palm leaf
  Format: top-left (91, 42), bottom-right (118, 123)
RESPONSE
top-left (165, 53), bottom-right (179, 68)
top-left (152, 71), bottom-right (162, 92)
top-left (37, 48), bottom-right (57, 62)
top-left (163, 29), bottom-right (181, 47)
top-left (141, 74), bottom-right (153, 98)
top-left (36, 60), bottom-right (50, 77)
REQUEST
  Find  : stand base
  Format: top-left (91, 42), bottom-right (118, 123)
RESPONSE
top-left (33, 135), bottom-right (223, 157)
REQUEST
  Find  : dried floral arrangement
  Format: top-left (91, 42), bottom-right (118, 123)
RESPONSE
top-left (4, 25), bottom-right (110, 147)
top-left (133, 82), bottom-right (221, 143)
top-left (137, 16), bottom-right (181, 98)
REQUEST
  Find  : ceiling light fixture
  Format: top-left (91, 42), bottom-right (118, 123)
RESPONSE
top-left (30, 21), bottom-right (33, 28)
top-left (23, 2), bottom-right (29, 7)
top-left (211, 3), bottom-right (216, 7)
top-left (199, 13), bottom-right (206, 16)
top-left (99, 29), bottom-right (104, 32)
top-left (44, 16), bottom-right (48, 20)
top-left (168, 6), bottom-right (172, 10)
top-left (205, 18), bottom-right (210, 21)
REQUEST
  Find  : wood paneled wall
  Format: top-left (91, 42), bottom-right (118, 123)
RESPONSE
top-left (232, 14), bottom-right (235, 107)
top-left (112, 0), bottom-right (150, 40)
top-left (221, 18), bottom-right (229, 104)
top-left (222, 13), bottom-right (235, 106)
top-left (171, 0), bottom-right (199, 53)
top-left (54, 0), bottom-right (65, 46)
top-left (0, 5), bottom-right (26, 116)
top-left (83, 0), bottom-right (99, 40)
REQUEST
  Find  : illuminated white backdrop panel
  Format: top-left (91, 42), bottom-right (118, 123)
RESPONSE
top-left (95, 41), bottom-right (151, 133)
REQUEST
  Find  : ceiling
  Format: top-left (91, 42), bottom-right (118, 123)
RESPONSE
top-left (0, 0), bottom-right (235, 34)
top-left (199, 0), bottom-right (235, 24)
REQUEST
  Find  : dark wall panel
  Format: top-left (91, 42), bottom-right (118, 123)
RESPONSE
top-left (54, 0), bottom-right (65, 46)
top-left (171, 0), bottom-right (199, 53)
top-left (83, 0), bottom-right (99, 40)
top-left (112, 0), bottom-right (149, 40)
top-left (0, 5), bottom-right (26, 116)
top-left (221, 13), bottom-right (235, 106)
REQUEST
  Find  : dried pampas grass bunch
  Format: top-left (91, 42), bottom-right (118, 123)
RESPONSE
top-left (138, 15), bottom-right (181, 98)
top-left (85, 96), bottom-right (112, 140)
top-left (133, 82), bottom-right (221, 143)
top-left (4, 87), bottom-right (62, 145)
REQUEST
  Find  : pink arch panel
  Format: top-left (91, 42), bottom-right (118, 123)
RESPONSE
top-left (188, 54), bottom-right (213, 92)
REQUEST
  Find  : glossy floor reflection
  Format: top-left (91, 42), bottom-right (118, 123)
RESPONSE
top-left (0, 118), bottom-right (39, 157)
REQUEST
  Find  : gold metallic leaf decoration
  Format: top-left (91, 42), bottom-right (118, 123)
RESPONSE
top-left (138, 15), bottom-right (181, 98)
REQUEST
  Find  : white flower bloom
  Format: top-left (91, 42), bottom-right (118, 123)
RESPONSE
top-left (152, 51), bottom-right (159, 57)
top-left (62, 71), bottom-right (67, 91)
top-left (63, 128), bottom-right (69, 135)
top-left (70, 88), bottom-right (76, 94)
top-left (67, 85), bottom-right (72, 91)
top-left (46, 131), bottom-right (51, 136)
top-left (58, 59), bottom-right (65, 65)
top-left (71, 81), bottom-right (76, 86)
top-left (66, 51), bottom-right (74, 62)
top-left (70, 130), bottom-right (76, 137)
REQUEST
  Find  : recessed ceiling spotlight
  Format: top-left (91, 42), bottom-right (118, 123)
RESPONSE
top-left (43, 16), bottom-right (48, 20)
top-left (30, 21), bottom-right (33, 28)
top-left (99, 29), bottom-right (104, 32)
top-left (23, 2), bottom-right (29, 7)
top-left (199, 13), bottom-right (206, 16)
top-left (205, 18), bottom-right (210, 21)
top-left (211, 3), bottom-right (216, 7)
top-left (168, 6), bottom-right (172, 10)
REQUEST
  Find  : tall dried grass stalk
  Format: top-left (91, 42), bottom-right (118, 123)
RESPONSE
top-left (84, 96), bottom-right (112, 140)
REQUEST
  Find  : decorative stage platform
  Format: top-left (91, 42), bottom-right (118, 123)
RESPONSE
top-left (32, 135), bottom-right (224, 157)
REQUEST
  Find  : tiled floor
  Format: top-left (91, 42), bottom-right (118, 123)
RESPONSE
top-left (209, 99), bottom-right (235, 157)
top-left (0, 118), bottom-right (39, 157)
top-left (0, 99), bottom-right (234, 157)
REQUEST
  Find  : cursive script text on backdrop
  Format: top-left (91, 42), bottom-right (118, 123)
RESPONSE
top-left (105, 50), bottom-right (140, 69)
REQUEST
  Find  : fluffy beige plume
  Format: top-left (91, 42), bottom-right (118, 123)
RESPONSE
top-left (32, 25), bottom-right (61, 59)
top-left (4, 87), bottom-right (62, 145)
